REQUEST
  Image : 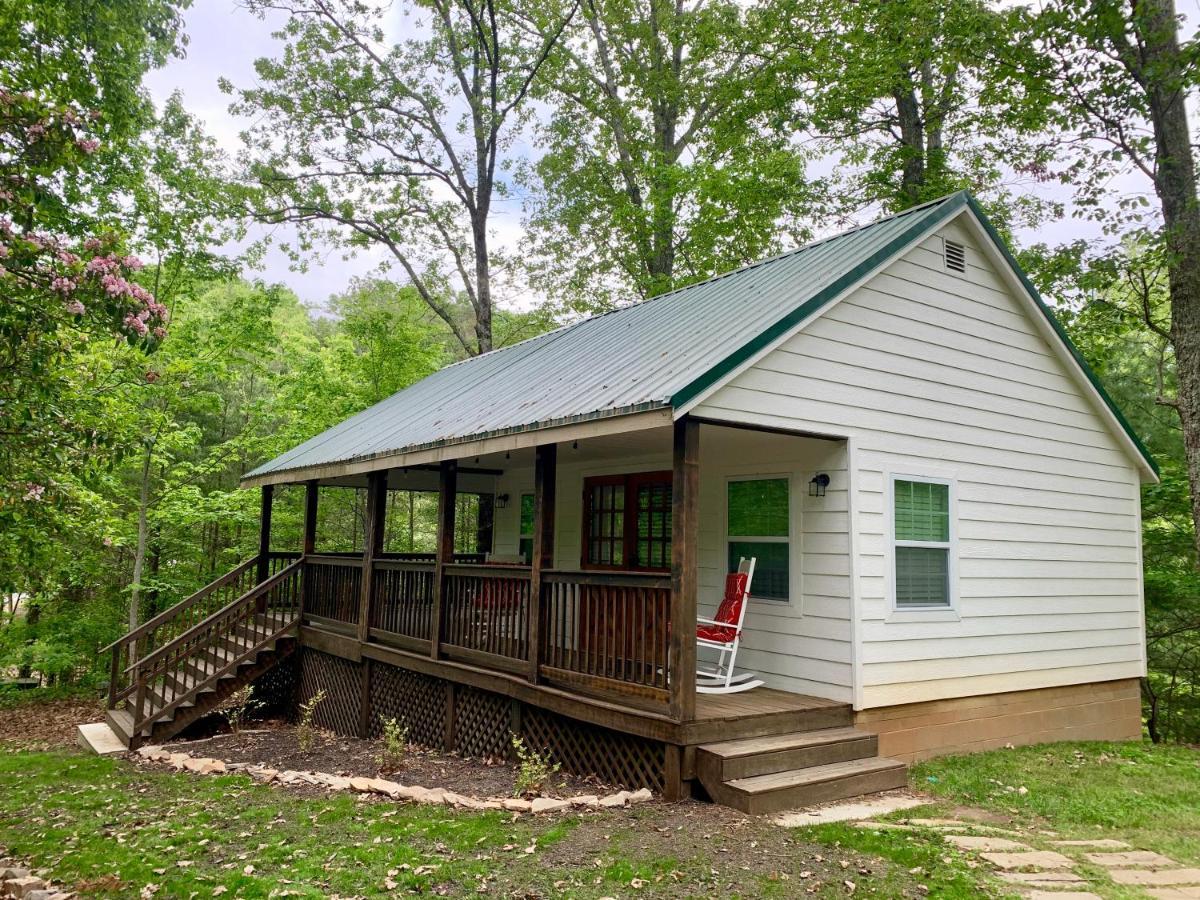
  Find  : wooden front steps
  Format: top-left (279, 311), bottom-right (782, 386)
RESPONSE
top-left (696, 726), bottom-right (907, 814)
top-left (104, 614), bottom-right (297, 749)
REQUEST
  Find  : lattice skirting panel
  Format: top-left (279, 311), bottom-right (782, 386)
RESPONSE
top-left (453, 686), bottom-right (512, 760)
top-left (368, 663), bottom-right (446, 749)
top-left (295, 648), bottom-right (364, 737)
top-left (288, 649), bottom-right (668, 792)
top-left (521, 706), bottom-right (666, 793)
top-left (250, 652), bottom-right (299, 716)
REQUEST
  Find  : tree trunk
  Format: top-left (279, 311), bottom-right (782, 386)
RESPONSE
top-left (129, 443), bottom-right (153, 632)
top-left (1140, 0), bottom-right (1200, 561)
top-left (893, 77), bottom-right (926, 206)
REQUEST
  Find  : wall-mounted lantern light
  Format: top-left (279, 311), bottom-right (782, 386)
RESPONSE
top-left (809, 473), bottom-right (830, 497)
top-left (495, 493), bottom-right (510, 509)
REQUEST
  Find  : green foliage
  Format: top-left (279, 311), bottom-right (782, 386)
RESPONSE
top-left (525, 0), bottom-right (818, 310)
top-left (377, 716), bottom-right (409, 773)
top-left (297, 688), bottom-right (327, 752)
top-left (511, 733), bottom-right (560, 798)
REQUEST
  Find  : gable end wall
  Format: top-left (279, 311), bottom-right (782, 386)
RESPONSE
top-left (694, 217), bottom-right (1147, 709)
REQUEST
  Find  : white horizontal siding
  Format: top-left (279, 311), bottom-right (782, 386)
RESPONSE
top-left (695, 215), bottom-right (1146, 708)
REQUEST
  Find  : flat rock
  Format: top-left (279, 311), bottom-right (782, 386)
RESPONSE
top-left (998, 872), bottom-right (1086, 886)
top-left (182, 758), bottom-right (226, 775)
top-left (167, 753), bottom-right (190, 769)
top-left (1052, 839), bottom-right (1132, 849)
top-left (777, 794), bottom-right (925, 826)
top-left (1147, 889), bottom-right (1200, 899)
top-left (249, 768), bottom-right (278, 782)
top-left (599, 792), bottom-right (629, 808)
top-left (1027, 893), bottom-right (1103, 900)
top-left (0, 869), bottom-right (31, 881)
top-left (944, 835), bottom-right (1031, 852)
top-left (570, 795), bottom-right (600, 809)
top-left (850, 821), bottom-right (913, 831)
top-left (1110, 869), bottom-right (1200, 887)
top-left (1086, 850), bottom-right (1178, 868)
top-left (418, 787), bottom-right (448, 804)
top-left (135, 744), bottom-right (164, 758)
top-left (502, 798), bottom-right (532, 812)
top-left (368, 778), bottom-right (402, 797)
top-left (980, 850), bottom-right (1075, 870)
top-left (349, 777), bottom-right (375, 792)
top-left (531, 797), bottom-right (571, 814)
top-left (627, 788), bottom-right (653, 804)
top-left (5, 876), bottom-right (47, 898)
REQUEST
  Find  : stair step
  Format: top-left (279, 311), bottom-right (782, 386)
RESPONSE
top-left (698, 727), bottom-right (878, 780)
top-left (720, 757), bottom-right (908, 815)
top-left (105, 708), bottom-right (134, 745)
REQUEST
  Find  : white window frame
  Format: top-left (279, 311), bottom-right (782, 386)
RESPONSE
top-left (724, 473), bottom-right (796, 605)
top-left (886, 471), bottom-right (960, 621)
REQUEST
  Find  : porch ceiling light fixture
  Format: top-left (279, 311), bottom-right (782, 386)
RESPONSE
top-left (809, 473), bottom-right (830, 497)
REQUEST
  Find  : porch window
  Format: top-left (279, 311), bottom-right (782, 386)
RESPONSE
top-left (892, 477), bottom-right (952, 608)
top-left (726, 477), bottom-right (790, 600)
top-left (518, 493), bottom-right (534, 563)
top-left (582, 471), bottom-right (672, 571)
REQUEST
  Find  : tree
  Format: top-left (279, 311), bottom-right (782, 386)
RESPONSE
top-left (1017, 0), bottom-right (1200, 560)
top-left (791, 0), bottom-right (1051, 219)
top-left (524, 0), bottom-right (815, 310)
top-left (226, 0), bottom-right (576, 355)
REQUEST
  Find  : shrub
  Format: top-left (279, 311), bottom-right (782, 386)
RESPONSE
top-left (376, 716), bottom-right (408, 772)
top-left (296, 688), bottom-right (326, 752)
top-left (511, 733), bottom-right (559, 798)
top-left (219, 685), bottom-right (262, 734)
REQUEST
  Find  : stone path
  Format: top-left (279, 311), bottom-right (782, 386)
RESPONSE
top-left (848, 816), bottom-right (1200, 898)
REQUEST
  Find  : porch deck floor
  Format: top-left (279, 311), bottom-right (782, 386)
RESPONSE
top-left (694, 688), bottom-right (845, 723)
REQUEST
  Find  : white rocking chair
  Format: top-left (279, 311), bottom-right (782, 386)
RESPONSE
top-left (696, 557), bottom-right (764, 694)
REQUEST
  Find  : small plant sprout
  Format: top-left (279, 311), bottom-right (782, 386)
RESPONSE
top-left (220, 685), bottom-right (261, 734)
top-left (376, 716), bottom-right (408, 772)
top-left (511, 733), bottom-right (560, 798)
top-left (296, 688), bottom-right (327, 752)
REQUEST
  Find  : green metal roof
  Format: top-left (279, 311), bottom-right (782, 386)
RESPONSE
top-left (244, 192), bottom-right (1157, 482)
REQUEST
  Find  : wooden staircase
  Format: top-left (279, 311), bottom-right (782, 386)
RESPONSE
top-left (696, 721), bottom-right (907, 814)
top-left (101, 554), bottom-right (304, 750)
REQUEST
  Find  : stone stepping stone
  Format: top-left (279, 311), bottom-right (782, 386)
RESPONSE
top-left (1027, 893), bottom-right (1103, 900)
top-left (1086, 850), bottom-right (1178, 868)
top-left (1109, 869), bottom-right (1200, 887)
top-left (1052, 839), bottom-right (1132, 849)
top-left (980, 850), bottom-right (1076, 870)
top-left (998, 871), bottom-right (1087, 887)
top-left (1147, 888), bottom-right (1200, 899)
top-left (944, 835), bottom-right (1032, 852)
top-left (850, 821), bottom-right (913, 831)
top-left (904, 818), bottom-right (1020, 835)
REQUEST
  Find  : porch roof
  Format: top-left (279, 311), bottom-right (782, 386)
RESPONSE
top-left (243, 191), bottom-right (1157, 486)
top-left (245, 196), bottom-right (966, 485)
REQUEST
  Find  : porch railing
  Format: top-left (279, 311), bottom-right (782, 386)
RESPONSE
top-left (300, 554), bottom-right (675, 711)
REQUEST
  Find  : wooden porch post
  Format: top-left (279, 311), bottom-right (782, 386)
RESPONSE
top-left (476, 493), bottom-right (495, 557)
top-left (670, 418), bottom-right (699, 723)
top-left (528, 443), bottom-right (556, 683)
top-left (257, 484), bottom-right (274, 585)
top-left (357, 470), bottom-right (387, 643)
top-left (430, 460), bottom-right (457, 659)
top-left (302, 480), bottom-right (319, 556)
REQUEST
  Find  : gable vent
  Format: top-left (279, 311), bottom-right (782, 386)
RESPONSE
top-left (944, 239), bottom-right (967, 273)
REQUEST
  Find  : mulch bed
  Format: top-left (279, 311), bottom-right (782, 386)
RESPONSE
top-left (166, 717), bottom-right (613, 799)
top-left (0, 693), bottom-right (103, 750)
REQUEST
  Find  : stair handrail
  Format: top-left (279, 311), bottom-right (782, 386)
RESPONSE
top-left (128, 559), bottom-right (304, 737)
top-left (100, 557), bottom-right (257, 656)
top-left (127, 559), bottom-right (303, 675)
top-left (103, 551), bottom-right (301, 709)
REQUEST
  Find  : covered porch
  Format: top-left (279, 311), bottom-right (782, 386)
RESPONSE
top-left (252, 415), bottom-right (853, 737)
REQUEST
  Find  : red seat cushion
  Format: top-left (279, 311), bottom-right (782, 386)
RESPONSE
top-left (696, 572), bottom-right (748, 643)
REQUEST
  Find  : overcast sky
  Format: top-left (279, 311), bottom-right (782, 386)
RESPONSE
top-left (143, 0), bottom-right (1169, 312)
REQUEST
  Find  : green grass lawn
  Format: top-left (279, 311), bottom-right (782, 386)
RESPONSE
top-left (795, 740), bottom-right (1200, 900)
top-left (0, 749), bottom-right (928, 898)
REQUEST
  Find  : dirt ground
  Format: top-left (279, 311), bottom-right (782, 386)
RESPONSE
top-left (168, 717), bottom-right (614, 798)
top-left (0, 692), bottom-right (102, 750)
